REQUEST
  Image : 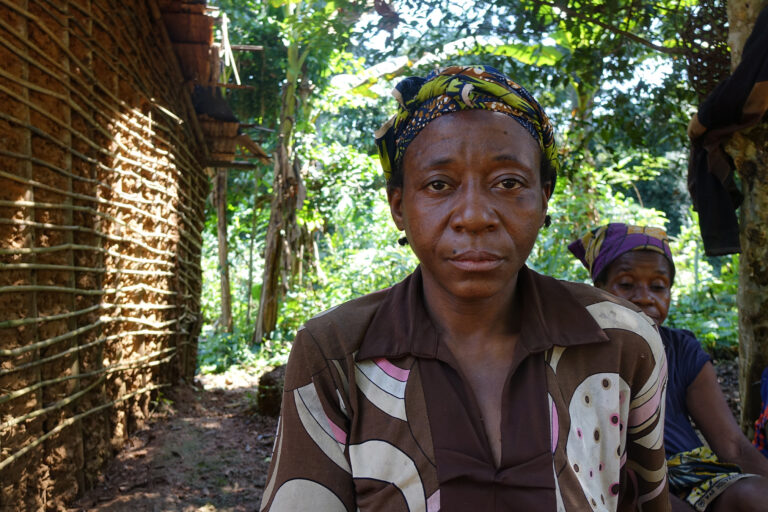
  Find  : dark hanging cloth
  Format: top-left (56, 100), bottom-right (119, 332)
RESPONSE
top-left (688, 6), bottom-right (768, 256)
top-left (191, 85), bottom-right (239, 123)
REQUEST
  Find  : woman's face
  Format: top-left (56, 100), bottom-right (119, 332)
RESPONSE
top-left (387, 109), bottom-right (550, 303)
top-left (599, 251), bottom-right (673, 325)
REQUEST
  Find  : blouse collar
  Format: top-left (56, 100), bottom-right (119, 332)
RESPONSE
top-left (357, 266), bottom-right (609, 361)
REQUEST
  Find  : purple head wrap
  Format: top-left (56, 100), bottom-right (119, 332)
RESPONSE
top-left (568, 223), bottom-right (675, 283)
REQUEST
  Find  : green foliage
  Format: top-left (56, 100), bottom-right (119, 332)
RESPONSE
top-left (667, 211), bottom-right (739, 358)
top-left (212, 0), bottom-right (285, 128)
top-left (196, 0), bottom-right (742, 374)
top-left (271, 141), bottom-right (418, 342)
top-left (149, 390), bottom-right (174, 416)
top-left (198, 326), bottom-right (259, 374)
top-left (530, 166), bottom-right (668, 281)
top-left (483, 42), bottom-right (563, 66)
top-left (199, 167), bottom-right (272, 334)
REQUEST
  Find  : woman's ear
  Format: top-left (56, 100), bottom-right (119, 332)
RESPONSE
top-left (387, 186), bottom-right (406, 231)
top-left (540, 182), bottom-right (551, 227)
top-left (542, 181), bottom-right (553, 202)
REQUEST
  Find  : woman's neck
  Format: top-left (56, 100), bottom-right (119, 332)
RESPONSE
top-left (420, 272), bottom-right (521, 343)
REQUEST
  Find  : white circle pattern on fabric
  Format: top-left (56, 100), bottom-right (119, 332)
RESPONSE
top-left (269, 479), bottom-right (347, 511)
top-left (566, 373), bottom-right (629, 512)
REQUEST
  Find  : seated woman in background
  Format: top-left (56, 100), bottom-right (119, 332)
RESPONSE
top-left (569, 223), bottom-right (768, 512)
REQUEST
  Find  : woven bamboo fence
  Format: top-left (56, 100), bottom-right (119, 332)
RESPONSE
top-left (0, 0), bottom-right (209, 508)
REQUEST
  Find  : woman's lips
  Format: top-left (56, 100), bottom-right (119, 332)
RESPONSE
top-left (448, 251), bottom-right (504, 271)
top-left (644, 310), bottom-right (661, 325)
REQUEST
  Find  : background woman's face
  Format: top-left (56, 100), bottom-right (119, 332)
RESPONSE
top-left (599, 251), bottom-right (673, 325)
top-left (388, 109), bottom-right (550, 303)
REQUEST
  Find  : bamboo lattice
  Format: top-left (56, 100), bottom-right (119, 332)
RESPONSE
top-left (0, 0), bottom-right (209, 508)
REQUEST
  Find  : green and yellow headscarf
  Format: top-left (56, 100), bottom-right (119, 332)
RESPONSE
top-left (374, 65), bottom-right (559, 189)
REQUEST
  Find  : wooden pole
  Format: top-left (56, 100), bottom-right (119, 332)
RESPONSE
top-left (214, 169), bottom-right (233, 332)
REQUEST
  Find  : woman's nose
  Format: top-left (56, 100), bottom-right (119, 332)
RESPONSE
top-left (450, 184), bottom-right (498, 233)
top-left (632, 284), bottom-right (653, 304)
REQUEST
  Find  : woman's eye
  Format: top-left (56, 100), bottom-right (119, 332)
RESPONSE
top-left (427, 180), bottom-right (448, 191)
top-left (497, 178), bottom-right (520, 190)
top-left (618, 282), bottom-right (633, 290)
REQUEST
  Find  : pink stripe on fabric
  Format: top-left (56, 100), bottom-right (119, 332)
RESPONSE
top-left (551, 401), bottom-right (559, 453)
top-left (374, 357), bottom-right (410, 382)
top-left (628, 358), bottom-right (668, 427)
top-left (627, 468), bottom-right (639, 508)
top-left (327, 417), bottom-right (347, 444)
top-left (620, 450), bottom-right (627, 468)
top-left (638, 478), bottom-right (666, 505)
top-left (427, 489), bottom-right (440, 512)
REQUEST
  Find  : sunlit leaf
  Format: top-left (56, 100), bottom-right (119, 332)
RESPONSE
top-left (349, 80), bottom-right (379, 98)
top-left (483, 43), bottom-right (563, 66)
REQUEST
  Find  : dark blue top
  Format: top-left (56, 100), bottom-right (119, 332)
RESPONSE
top-left (661, 326), bottom-right (712, 457)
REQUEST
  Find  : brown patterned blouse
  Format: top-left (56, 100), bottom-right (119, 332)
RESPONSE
top-left (260, 267), bottom-right (670, 512)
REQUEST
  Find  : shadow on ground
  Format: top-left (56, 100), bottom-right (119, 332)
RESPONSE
top-left (70, 369), bottom-right (278, 512)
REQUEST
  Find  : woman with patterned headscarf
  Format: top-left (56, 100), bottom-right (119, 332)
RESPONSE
top-left (260, 66), bottom-right (670, 511)
top-left (570, 223), bottom-right (768, 512)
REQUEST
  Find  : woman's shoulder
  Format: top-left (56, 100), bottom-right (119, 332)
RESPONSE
top-left (541, 276), bottom-right (653, 329)
top-left (523, 272), bottom-right (662, 362)
top-left (283, 288), bottom-right (394, 390)
top-left (659, 325), bottom-right (710, 362)
top-left (557, 278), bottom-right (644, 312)
top-left (546, 277), bottom-right (664, 361)
top-left (300, 287), bottom-right (393, 357)
top-left (524, 270), bottom-right (657, 341)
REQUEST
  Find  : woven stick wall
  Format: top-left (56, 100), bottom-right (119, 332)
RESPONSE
top-left (0, 0), bottom-right (209, 508)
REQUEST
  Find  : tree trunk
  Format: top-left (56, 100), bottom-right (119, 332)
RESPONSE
top-left (727, 0), bottom-right (768, 433)
top-left (252, 19), bottom-right (308, 344)
top-left (253, 146), bottom-right (287, 345)
top-left (214, 169), bottom-right (233, 333)
top-left (733, 125), bottom-right (768, 433)
top-left (245, 171), bottom-right (257, 324)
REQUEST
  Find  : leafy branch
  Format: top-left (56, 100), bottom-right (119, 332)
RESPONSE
top-left (532, 0), bottom-right (686, 55)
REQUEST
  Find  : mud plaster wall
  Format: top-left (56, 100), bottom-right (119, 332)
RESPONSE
top-left (0, 0), bottom-right (209, 508)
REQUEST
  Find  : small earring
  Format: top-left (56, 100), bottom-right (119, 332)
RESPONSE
top-left (544, 215), bottom-right (552, 228)
top-left (398, 236), bottom-right (409, 246)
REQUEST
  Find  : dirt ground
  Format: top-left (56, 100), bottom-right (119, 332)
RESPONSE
top-left (68, 359), bottom-right (744, 512)
top-left (70, 368), bottom-right (277, 512)
top-left (715, 358), bottom-right (741, 420)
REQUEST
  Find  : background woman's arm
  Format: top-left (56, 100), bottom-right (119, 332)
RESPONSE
top-left (686, 362), bottom-right (768, 477)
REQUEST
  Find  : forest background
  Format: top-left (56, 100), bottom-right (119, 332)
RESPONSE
top-left (198, 0), bottom-right (740, 380)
